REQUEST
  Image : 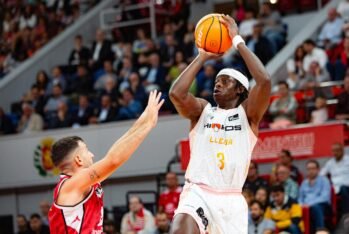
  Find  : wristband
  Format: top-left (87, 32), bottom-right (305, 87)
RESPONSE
top-left (232, 35), bottom-right (245, 49)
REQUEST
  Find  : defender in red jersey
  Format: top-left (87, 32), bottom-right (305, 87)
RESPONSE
top-left (48, 91), bottom-right (164, 234)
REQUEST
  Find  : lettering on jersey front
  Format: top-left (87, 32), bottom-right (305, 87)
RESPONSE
top-left (209, 136), bottom-right (233, 146)
top-left (204, 123), bottom-right (242, 132)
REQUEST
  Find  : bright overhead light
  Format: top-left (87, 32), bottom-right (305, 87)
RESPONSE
top-left (270, 0), bottom-right (278, 4)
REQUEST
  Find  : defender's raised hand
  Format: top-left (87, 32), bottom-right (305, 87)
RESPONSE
top-left (140, 90), bottom-right (164, 128)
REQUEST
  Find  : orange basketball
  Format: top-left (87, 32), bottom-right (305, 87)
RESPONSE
top-left (195, 13), bottom-right (232, 54)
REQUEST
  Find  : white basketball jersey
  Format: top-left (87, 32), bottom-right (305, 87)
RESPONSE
top-left (186, 103), bottom-right (257, 190)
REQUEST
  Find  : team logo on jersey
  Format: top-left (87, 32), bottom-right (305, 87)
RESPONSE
top-left (228, 114), bottom-right (239, 121)
top-left (34, 137), bottom-right (60, 177)
top-left (204, 123), bottom-right (242, 132)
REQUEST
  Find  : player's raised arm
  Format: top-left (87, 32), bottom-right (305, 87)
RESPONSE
top-left (221, 15), bottom-right (271, 134)
top-left (169, 51), bottom-right (220, 126)
top-left (59, 91), bottom-right (164, 202)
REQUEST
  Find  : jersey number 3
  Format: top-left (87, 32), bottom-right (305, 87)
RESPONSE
top-left (216, 152), bottom-right (225, 170)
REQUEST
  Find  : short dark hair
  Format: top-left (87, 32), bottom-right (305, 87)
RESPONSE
top-left (306, 159), bottom-right (320, 168)
top-left (30, 213), bottom-right (41, 220)
top-left (278, 81), bottom-right (289, 89)
top-left (17, 214), bottom-right (27, 220)
top-left (250, 200), bottom-right (265, 211)
top-left (75, 34), bottom-right (82, 40)
top-left (270, 184), bottom-right (285, 193)
top-left (280, 149), bottom-right (293, 161)
top-left (303, 39), bottom-right (316, 46)
top-left (51, 136), bottom-right (83, 167)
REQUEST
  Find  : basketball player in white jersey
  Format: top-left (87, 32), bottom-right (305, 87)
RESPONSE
top-left (169, 15), bottom-right (271, 234)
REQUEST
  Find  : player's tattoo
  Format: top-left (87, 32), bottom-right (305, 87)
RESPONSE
top-left (89, 169), bottom-right (100, 181)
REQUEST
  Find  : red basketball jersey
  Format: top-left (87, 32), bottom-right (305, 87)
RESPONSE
top-left (49, 174), bottom-right (104, 234)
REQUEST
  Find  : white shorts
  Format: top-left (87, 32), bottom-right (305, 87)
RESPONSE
top-left (174, 182), bottom-right (248, 234)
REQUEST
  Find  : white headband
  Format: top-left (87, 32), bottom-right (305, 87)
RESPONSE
top-left (216, 68), bottom-right (249, 90)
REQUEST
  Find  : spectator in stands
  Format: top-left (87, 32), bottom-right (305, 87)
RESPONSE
top-left (258, 2), bottom-right (285, 50)
top-left (286, 45), bottom-right (306, 90)
top-left (103, 219), bottom-right (117, 234)
top-left (39, 200), bottom-right (50, 226)
top-left (269, 81), bottom-right (298, 129)
top-left (255, 187), bottom-right (269, 210)
top-left (310, 96), bottom-right (329, 124)
top-left (34, 70), bottom-right (49, 95)
top-left (44, 84), bottom-right (67, 113)
top-left (158, 172), bottom-right (182, 220)
top-left (160, 33), bottom-right (178, 68)
top-left (29, 213), bottom-right (49, 234)
top-left (231, 0), bottom-right (246, 24)
top-left (243, 188), bottom-right (255, 208)
top-left (0, 107), bottom-right (15, 135)
top-left (248, 200), bottom-right (275, 234)
top-left (337, 0), bottom-right (349, 22)
top-left (118, 56), bottom-right (134, 92)
top-left (265, 185), bottom-right (303, 234)
top-left (320, 142), bottom-right (349, 216)
top-left (302, 60), bottom-right (331, 97)
top-left (98, 75), bottom-right (120, 106)
top-left (17, 102), bottom-right (44, 133)
top-left (299, 160), bottom-right (331, 233)
top-left (17, 214), bottom-right (31, 234)
top-left (13, 27), bottom-right (33, 62)
top-left (317, 8), bottom-right (344, 48)
top-left (275, 164), bottom-right (299, 200)
top-left (19, 5), bottom-right (37, 30)
top-left (70, 64), bottom-right (93, 95)
top-left (132, 28), bottom-right (151, 54)
top-left (196, 63), bottom-right (216, 103)
top-left (47, 101), bottom-right (72, 129)
top-left (117, 88), bottom-right (143, 120)
top-left (90, 29), bottom-right (114, 70)
top-left (154, 212), bottom-right (171, 234)
top-left (302, 39), bottom-right (328, 72)
top-left (46, 66), bottom-right (67, 95)
top-left (331, 36), bottom-right (349, 81)
top-left (143, 53), bottom-right (167, 92)
top-left (129, 72), bottom-right (147, 105)
top-left (245, 22), bottom-right (275, 65)
top-left (89, 94), bottom-right (117, 124)
top-left (276, 149), bottom-right (302, 183)
top-left (68, 35), bottom-right (91, 66)
top-left (182, 22), bottom-right (196, 62)
top-left (94, 60), bottom-right (117, 91)
top-left (335, 75), bottom-right (349, 120)
top-left (28, 85), bottom-right (46, 116)
top-left (71, 95), bottom-right (93, 127)
top-left (243, 161), bottom-right (268, 194)
top-left (239, 8), bottom-right (257, 39)
top-left (121, 196), bottom-right (155, 234)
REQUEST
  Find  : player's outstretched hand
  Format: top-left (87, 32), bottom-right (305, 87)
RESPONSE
top-left (220, 14), bottom-right (239, 40)
top-left (140, 90), bottom-right (164, 128)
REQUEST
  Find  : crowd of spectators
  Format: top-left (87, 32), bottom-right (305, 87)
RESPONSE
top-left (0, 0), bottom-right (290, 136)
top-left (0, 0), bottom-right (101, 79)
top-left (244, 142), bottom-right (349, 234)
top-left (266, 4), bottom-right (349, 129)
